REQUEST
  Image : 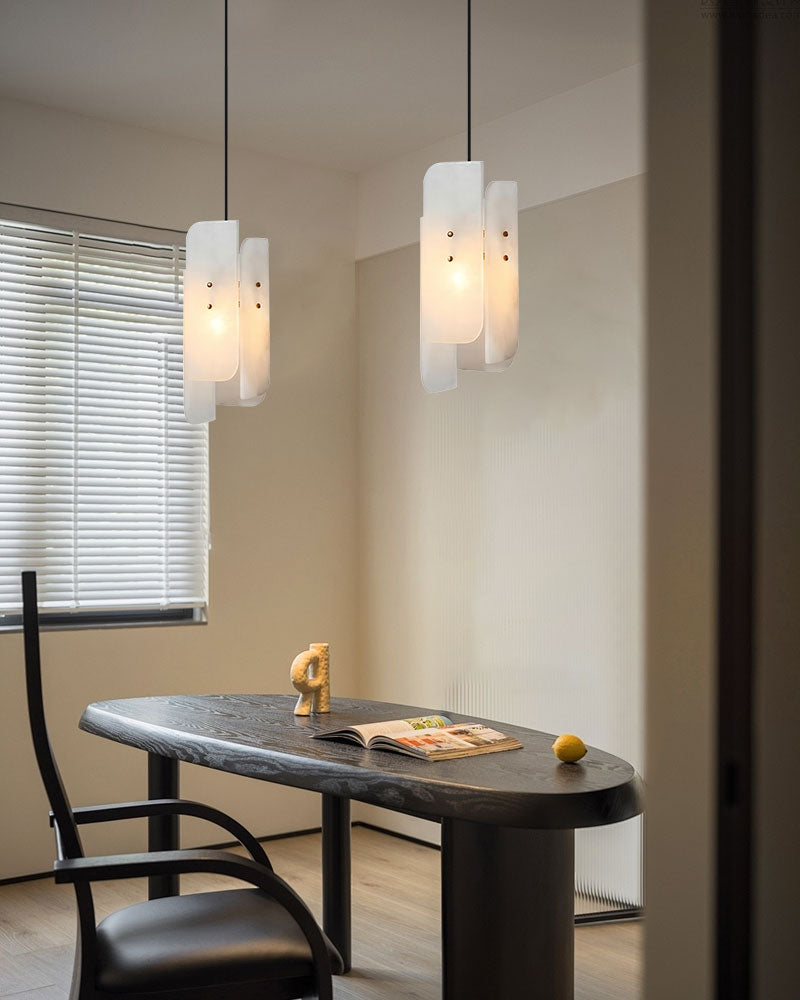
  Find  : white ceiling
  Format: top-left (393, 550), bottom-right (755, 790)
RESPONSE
top-left (0, 0), bottom-right (641, 173)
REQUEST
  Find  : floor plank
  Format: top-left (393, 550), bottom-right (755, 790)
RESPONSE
top-left (0, 827), bottom-right (641, 999)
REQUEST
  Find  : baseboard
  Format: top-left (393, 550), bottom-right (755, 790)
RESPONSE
top-left (354, 804), bottom-right (441, 846)
top-left (0, 822), bottom-right (645, 926)
top-left (352, 820), bottom-right (441, 851)
top-left (575, 907), bottom-right (644, 926)
top-left (213, 826), bottom-right (323, 850)
top-left (352, 823), bottom-right (644, 923)
top-left (0, 821), bottom-right (429, 885)
top-left (0, 868), bottom-right (54, 887)
top-left (0, 825), bottom-right (324, 886)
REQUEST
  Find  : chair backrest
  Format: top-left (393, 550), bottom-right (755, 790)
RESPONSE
top-left (22, 571), bottom-right (84, 860)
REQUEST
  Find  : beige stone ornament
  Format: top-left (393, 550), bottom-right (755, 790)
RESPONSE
top-left (290, 642), bottom-right (331, 715)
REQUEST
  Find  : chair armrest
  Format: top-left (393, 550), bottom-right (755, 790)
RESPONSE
top-left (55, 849), bottom-right (334, 1000)
top-left (51, 800), bottom-right (271, 869)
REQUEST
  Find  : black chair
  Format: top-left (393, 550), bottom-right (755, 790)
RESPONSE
top-left (21, 571), bottom-right (341, 1000)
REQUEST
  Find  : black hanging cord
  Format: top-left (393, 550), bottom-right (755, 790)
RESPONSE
top-left (224, 0), bottom-right (229, 220)
top-left (467, 0), bottom-right (472, 161)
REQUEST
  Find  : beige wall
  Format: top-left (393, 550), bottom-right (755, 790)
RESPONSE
top-left (356, 177), bottom-right (644, 904)
top-left (0, 88), bottom-right (648, 895)
top-left (356, 65), bottom-right (643, 260)
top-left (644, 1), bottom-right (717, 996)
top-left (0, 98), bottom-right (358, 878)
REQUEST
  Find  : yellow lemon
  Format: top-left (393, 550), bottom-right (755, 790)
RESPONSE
top-left (552, 734), bottom-right (587, 763)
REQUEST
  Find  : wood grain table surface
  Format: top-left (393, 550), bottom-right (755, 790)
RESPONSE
top-left (80, 694), bottom-right (643, 830)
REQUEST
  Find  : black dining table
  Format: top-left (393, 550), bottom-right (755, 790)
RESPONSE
top-left (80, 694), bottom-right (643, 1000)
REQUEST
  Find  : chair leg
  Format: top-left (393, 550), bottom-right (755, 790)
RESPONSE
top-left (68, 917), bottom-right (84, 1000)
top-left (70, 894), bottom-right (99, 1000)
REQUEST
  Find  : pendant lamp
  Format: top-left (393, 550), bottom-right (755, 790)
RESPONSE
top-left (420, 0), bottom-right (519, 392)
top-left (183, 0), bottom-right (270, 424)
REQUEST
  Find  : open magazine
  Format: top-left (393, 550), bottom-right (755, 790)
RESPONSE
top-left (313, 714), bottom-right (522, 761)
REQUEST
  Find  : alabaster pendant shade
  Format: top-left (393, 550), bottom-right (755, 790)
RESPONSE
top-left (183, 222), bottom-right (270, 423)
top-left (420, 161), bottom-right (519, 392)
top-left (215, 237), bottom-right (270, 407)
top-left (184, 220), bottom-right (240, 383)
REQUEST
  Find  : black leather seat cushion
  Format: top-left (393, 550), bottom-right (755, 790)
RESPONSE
top-left (95, 888), bottom-right (343, 994)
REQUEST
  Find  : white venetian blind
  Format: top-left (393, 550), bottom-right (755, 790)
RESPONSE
top-left (0, 210), bottom-right (208, 616)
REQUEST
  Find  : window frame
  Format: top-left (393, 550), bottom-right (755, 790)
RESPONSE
top-left (0, 201), bottom-right (208, 632)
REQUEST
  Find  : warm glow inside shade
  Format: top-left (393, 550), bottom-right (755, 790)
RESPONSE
top-left (215, 237), bottom-right (270, 407)
top-left (420, 161), bottom-right (484, 346)
top-left (184, 221), bottom-right (240, 382)
top-left (420, 163), bottom-right (519, 392)
top-left (484, 181), bottom-right (519, 366)
top-left (183, 223), bottom-right (270, 423)
top-left (239, 238), bottom-right (270, 400)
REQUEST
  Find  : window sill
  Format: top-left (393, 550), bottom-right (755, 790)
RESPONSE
top-left (0, 607), bottom-right (207, 633)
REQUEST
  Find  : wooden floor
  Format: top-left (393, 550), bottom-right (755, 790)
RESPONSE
top-left (0, 827), bottom-right (642, 1000)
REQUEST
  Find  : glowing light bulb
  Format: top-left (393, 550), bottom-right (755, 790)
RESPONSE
top-left (451, 269), bottom-right (468, 291)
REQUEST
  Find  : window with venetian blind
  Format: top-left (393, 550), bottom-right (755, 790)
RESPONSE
top-left (0, 205), bottom-right (208, 626)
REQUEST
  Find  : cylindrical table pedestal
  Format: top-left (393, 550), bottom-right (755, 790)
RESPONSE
top-left (441, 819), bottom-right (575, 1000)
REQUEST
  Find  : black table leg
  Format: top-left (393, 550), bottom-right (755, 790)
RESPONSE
top-left (322, 794), bottom-right (351, 973)
top-left (441, 819), bottom-right (575, 1000)
top-left (147, 753), bottom-right (179, 900)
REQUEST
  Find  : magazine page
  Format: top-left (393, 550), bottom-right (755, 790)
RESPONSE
top-left (385, 723), bottom-right (521, 759)
top-left (349, 714), bottom-right (452, 743)
top-left (315, 714), bottom-right (452, 744)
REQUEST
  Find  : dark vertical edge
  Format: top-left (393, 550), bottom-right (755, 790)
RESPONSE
top-left (751, 16), bottom-right (800, 996)
top-left (147, 753), bottom-right (180, 899)
top-left (321, 794), bottom-right (351, 973)
top-left (716, 3), bottom-right (756, 999)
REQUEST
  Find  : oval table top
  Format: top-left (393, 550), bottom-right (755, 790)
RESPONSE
top-left (80, 694), bottom-right (643, 831)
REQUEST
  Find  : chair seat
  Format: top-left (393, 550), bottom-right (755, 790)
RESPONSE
top-left (95, 888), bottom-right (343, 994)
